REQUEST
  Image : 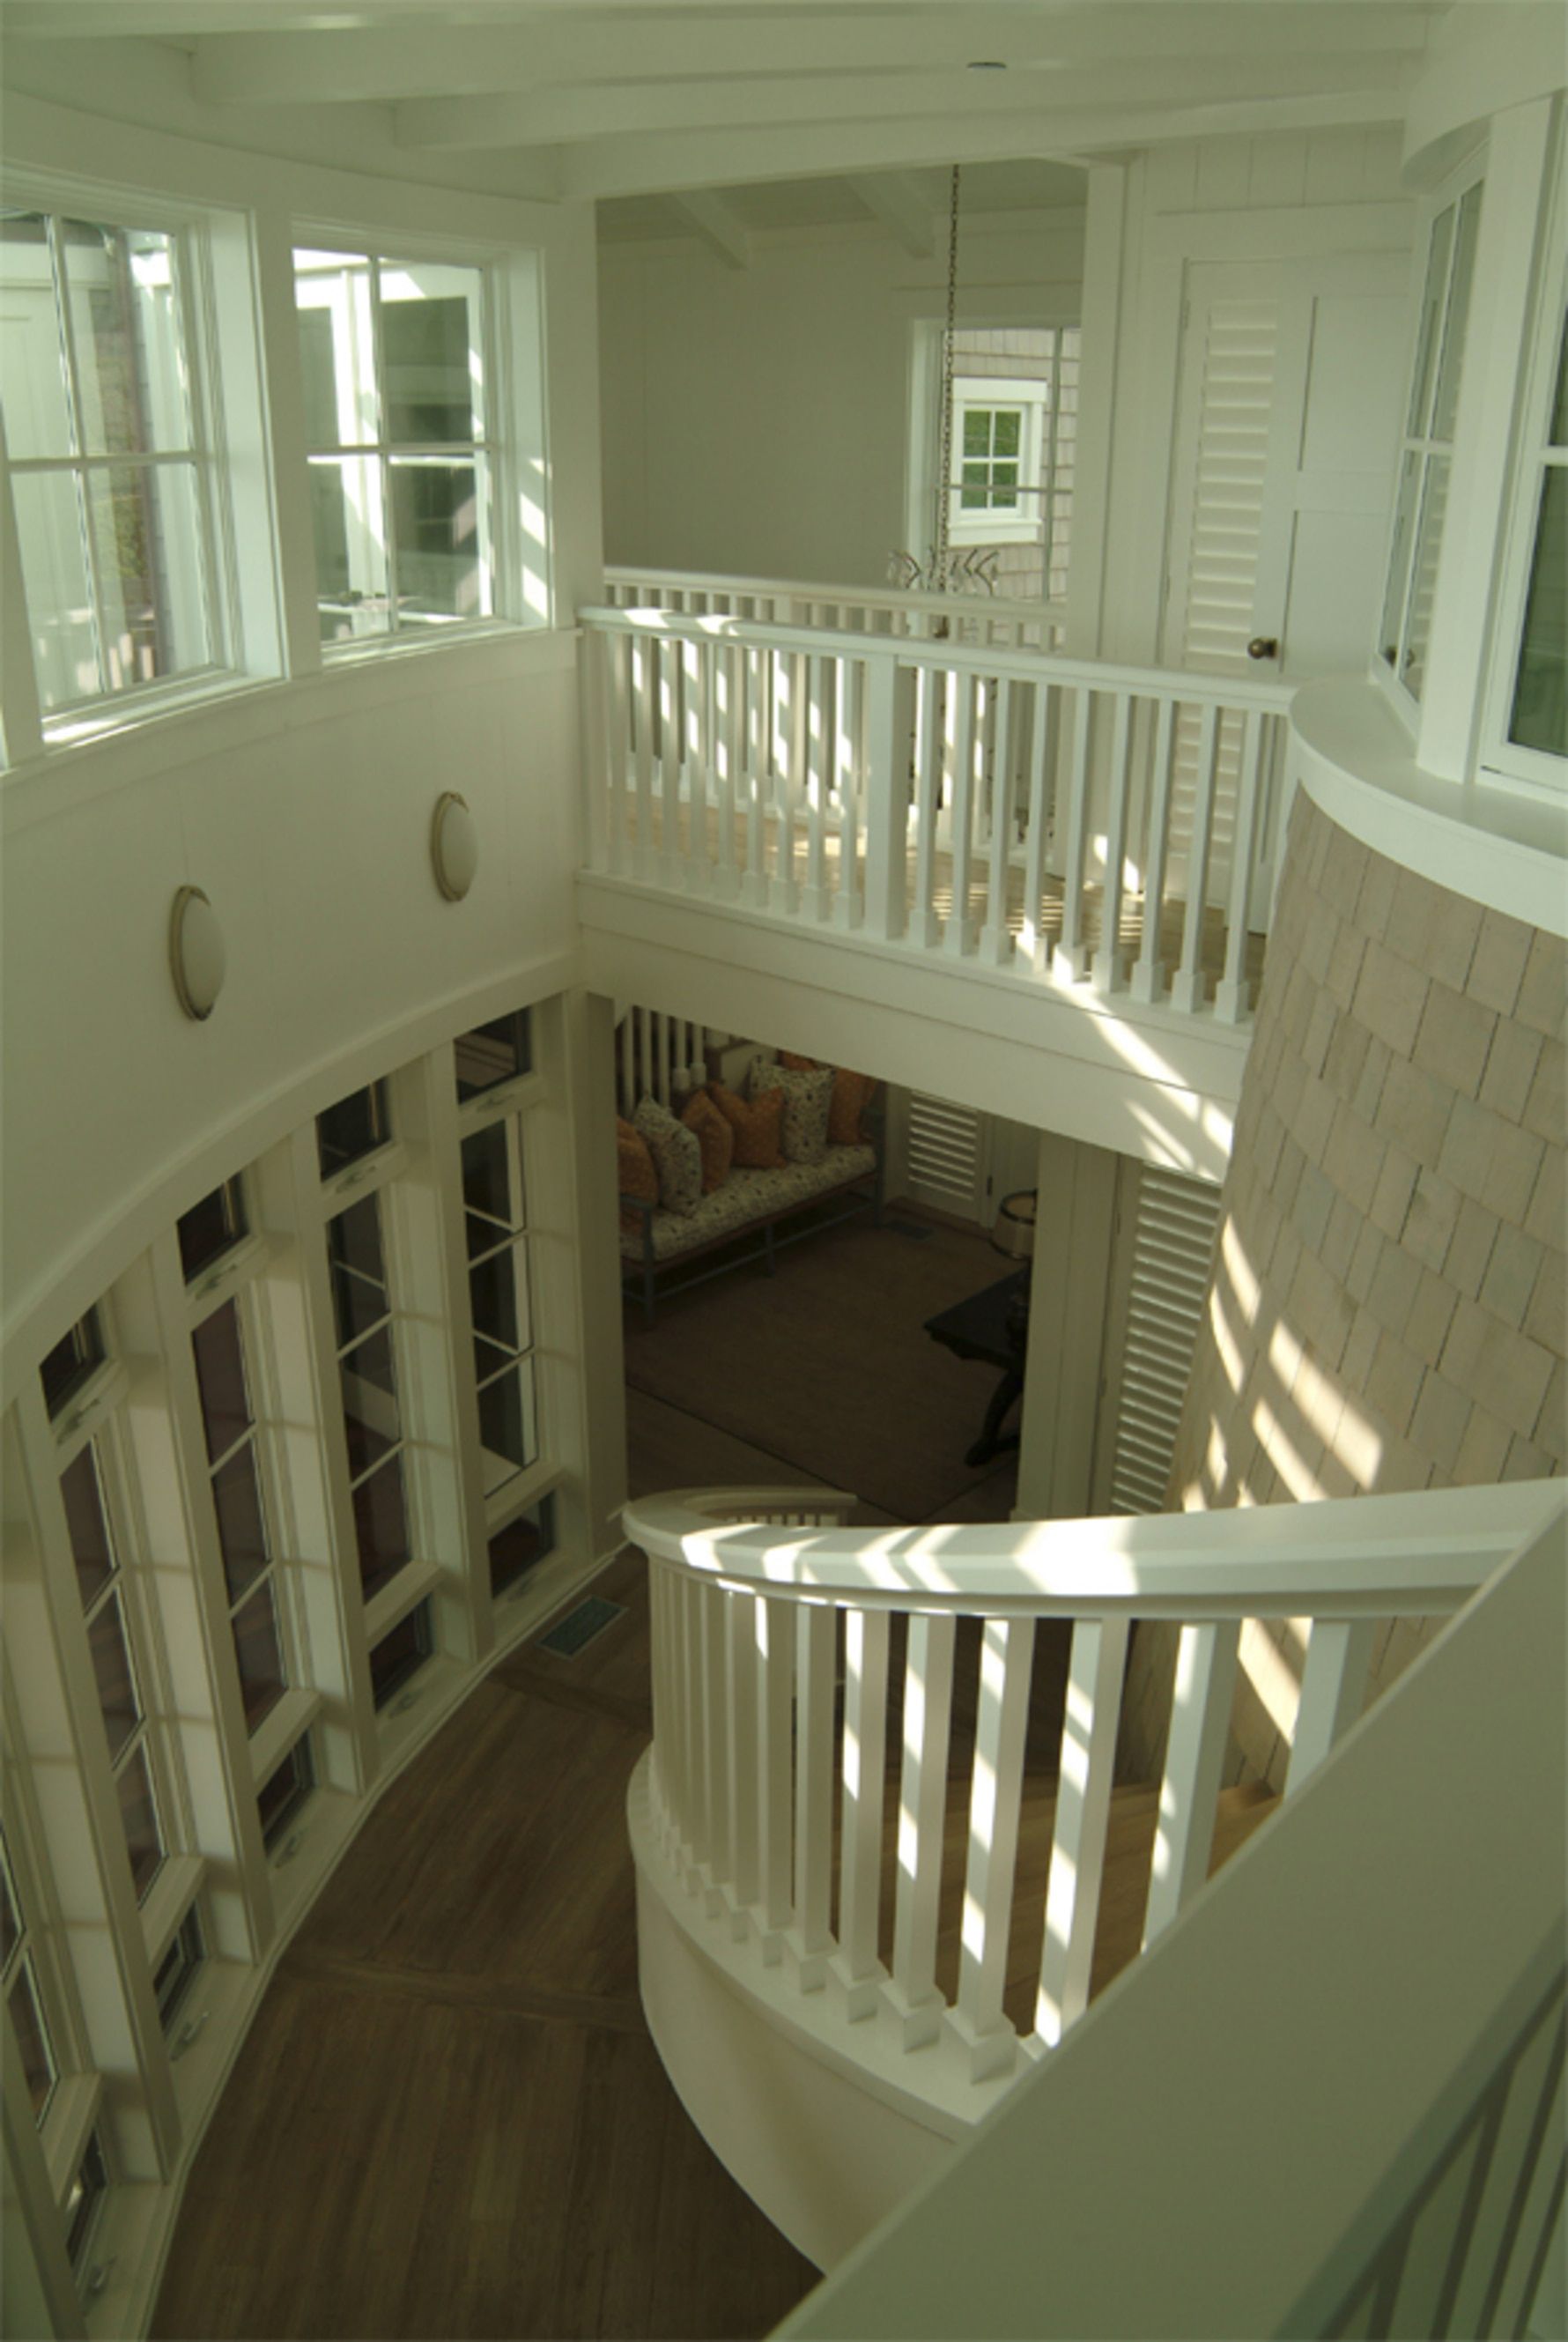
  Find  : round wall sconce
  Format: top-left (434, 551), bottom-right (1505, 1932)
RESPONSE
top-left (431, 791), bottom-right (478, 901)
top-left (169, 886), bottom-right (226, 1022)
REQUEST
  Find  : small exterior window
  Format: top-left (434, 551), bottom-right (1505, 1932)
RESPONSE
top-left (177, 1177), bottom-right (248, 1284)
top-left (489, 1491), bottom-right (555, 1599)
top-left (39, 1308), bottom-right (104, 1421)
top-left (256, 1733), bottom-right (314, 1852)
top-left (1503, 302), bottom-right (1567, 767)
top-left (152, 1905), bottom-right (204, 2032)
top-left (293, 246), bottom-right (498, 648)
top-left (1379, 176), bottom-right (1483, 706)
top-left (316, 1080), bottom-right (391, 1179)
top-left (0, 207), bottom-right (228, 723)
top-left (368, 1600), bottom-right (432, 1709)
top-left (943, 334), bottom-right (1079, 597)
top-left (64, 2130), bottom-right (108, 2274)
top-left (455, 1010), bottom-right (531, 1102)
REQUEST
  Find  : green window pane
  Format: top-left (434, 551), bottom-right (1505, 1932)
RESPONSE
top-left (962, 412), bottom-right (988, 455)
top-left (1508, 466), bottom-right (1567, 758)
top-left (993, 411), bottom-right (1021, 456)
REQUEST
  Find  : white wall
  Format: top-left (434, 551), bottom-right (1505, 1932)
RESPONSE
top-left (0, 97), bottom-right (605, 1393)
top-left (598, 209), bottom-right (1084, 588)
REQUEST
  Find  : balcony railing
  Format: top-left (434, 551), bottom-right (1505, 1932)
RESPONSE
top-left (580, 597), bottom-right (1295, 1026)
top-left (602, 563), bottom-right (1069, 651)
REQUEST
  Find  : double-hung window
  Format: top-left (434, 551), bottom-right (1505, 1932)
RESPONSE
top-left (945, 334), bottom-right (1079, 597)
top-left (191, 1296), bottom-right (290, 1733)
top-left (0, 204), bottom-right (226, 723)
top-left (292, 245), bottom-right (499, 647)
top-left (2, 1823), bottom-right (58, 2123)
top-left (1378, 171), bottom-right (1484, 708)
top-left (62, 1440), bottom-right (166, 1902)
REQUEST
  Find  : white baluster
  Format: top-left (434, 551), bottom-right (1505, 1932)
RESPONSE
top-left (787, 1604), bottom-right (836, 1990)
top-left (726, 1591), bottom-right (760, 1931)
top-left (1053, 686), bottom-right (1094, 982)
top-left (1130, 697), bottom-right (1178, 1005)
top-left (1170, 700), bottom-right (1221, 1016)
top-left (678, 1572), bottom-right (706, 1887)
top-left (685, 634), bottom-right (710, 894)
top-left (770, 650), bottom-right (797, 912)
top-left (756, 1592), bottom-right (794, 1956)
top-left (1022, 680), bottom-right (1055, 975)
top-left (1142, 1619), bottom-right (1239, 1948)
top-left (1036, 1615), bottom-right (1129, 2047)
top-left (832, 654), bottom-right (862, 932)
top-left (951, 1616), bottom-right (1035, 2079)
top-left (884, 1612), bottom-right (957, 2048)
top-left (603, 630), bottom-right (631, 880)
top-left (909, 663), bottom-right (943, 949)
top-left (632, 632), bottom-right (655, 882)
top-left (943, 671), bottom-right (977, 956)
top-left (659, 636), bottom-right (682, 886)
top-left (1287, 1616), bottom-right (1377, 1795)
top-left (1091, 690), bottom-right (1135, 994)
top-left (977, 678), bottom-right (1017, 966)
top-left (699, 1579), bottom-right (731, 1909)
top-left (860, 649), bottom-right (906, 943)
top-left (714, 641), bottom-right (741, 900)
top-left (801, 652), bottom-right (830, 921)
top-left (832, 1607), bottom-right (891, 2018)
top-left (1215, 707), bottom-right (1265, 1023)
top-left (742, 647), bottom-right (768, 907)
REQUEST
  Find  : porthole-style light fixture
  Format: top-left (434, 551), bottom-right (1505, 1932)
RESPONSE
top-left (431, 790), bottom-right (478, 901)
top-left (169, 886), bottom-right (226, 1021)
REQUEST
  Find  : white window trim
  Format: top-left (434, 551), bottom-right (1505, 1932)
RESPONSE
top-left (949, 376), bottom-right (1048, 548)
top-left (1478, 140), bottom-right (1567, 801)
top-left (0, 170), bottom-right (277, 747)
top-left (1372, 148), bottom-right (1488, 734)
top-left (291, 223), bottom-right (550, 657)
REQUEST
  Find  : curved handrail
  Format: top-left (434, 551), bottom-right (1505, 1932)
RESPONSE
top-left (603, 561), bottom-right (1068, 629)
top-left (625, 1479), bottom-right (1564, 1619)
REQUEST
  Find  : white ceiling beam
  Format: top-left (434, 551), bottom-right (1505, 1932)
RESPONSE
top-left (854, 174), bottom-right (936, 259)
top-left (666, 190), bottom-right (751, 270)
top-left (562, 87), bottom-right (1406, 204)
top-left (155, 4), bottom-right (1443, 107)
top-left (394, 55), bottom-right (1411, 152)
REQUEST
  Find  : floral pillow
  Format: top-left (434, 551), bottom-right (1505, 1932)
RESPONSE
top-left (632, 1096), bottom-right (702, 1217)
top-left (748, 1056), bottom-right (832, 1164)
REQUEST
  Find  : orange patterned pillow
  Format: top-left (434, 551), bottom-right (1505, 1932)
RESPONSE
top-left (681, 1089), bottom-right (735, 1192)
top-left (828, 1069), bottom-right (876, 1147)
top-left (778, 1050), bottom-right (817, 1071)
top-left (709, 1082), bottom-right (786, 1168)
top-left (617, 1116), bottom-right (659, 1230)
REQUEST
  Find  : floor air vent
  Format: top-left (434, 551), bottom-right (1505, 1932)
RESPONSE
top-left (538, 1596), bottom-right (625, 1658)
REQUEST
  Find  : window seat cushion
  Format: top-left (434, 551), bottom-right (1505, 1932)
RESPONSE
top-left (619, 1143), bottom-right (876, 1264)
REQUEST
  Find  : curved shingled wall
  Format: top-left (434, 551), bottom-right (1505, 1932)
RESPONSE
top-left (1121, 789), bottom-right (1565, 1788)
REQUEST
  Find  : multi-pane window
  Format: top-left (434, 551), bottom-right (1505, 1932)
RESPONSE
top-left (327, 1194), bottom-right (413, 1601)
top-left (317, 1080), bottom-right (391, 1180)
top-left (368, 1601), bottom-right (432, 1711)
top-left (177, 1177), bottom-right (248, 1285)
top-left (945, 332), bottom-right (1079, 597)
top-left (2, 1827), bottom-right (57, 2123)
top-left (256, 1735), bottom-right (314, 1853)
top-left (292, 246), bottom-right (495, 648)
top-left (64, 2131), bottom-right (108, 2274)
top-left (1503, 301), bottom-right (1567, 767)
top-left (1379, 176), bottom-right (1483, 705)
top-left (488, 1491), bottom-right (555, 1601)
top-left (38, 1308), bottom-right (105, 1424)
top-left (61, 1440), bottom-right (166, 1901)
top-left (462, 1115), bottom-right (538, 1502)
top-left (0, 207), bottom-right (223, 716)
top-left (191, 1299), bottom-right (288, 1732)
top-left (455, 1010), bottom-right (531, 1104)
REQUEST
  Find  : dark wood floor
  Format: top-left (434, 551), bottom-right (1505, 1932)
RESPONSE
top-left (152, 1551), bottom-right (818, 2342)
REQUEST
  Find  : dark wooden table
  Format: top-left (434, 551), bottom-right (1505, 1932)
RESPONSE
top-left (923, 1268), bottom-right (1030, 1467)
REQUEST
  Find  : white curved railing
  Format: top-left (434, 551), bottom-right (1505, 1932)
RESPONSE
top-left (602, 563), bottom-right (1069, 652)
top-left (627, 1479), bottom-right (1562, 2124)
top-left (580, 600), bottom-right (1294, 1025)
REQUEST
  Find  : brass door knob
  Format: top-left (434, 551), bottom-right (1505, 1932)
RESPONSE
top-left (1247, 636), bottom-right (1280, 660)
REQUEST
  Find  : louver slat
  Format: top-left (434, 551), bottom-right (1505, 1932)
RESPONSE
top-left (1106, 1167), bottom-right (1224, 1518)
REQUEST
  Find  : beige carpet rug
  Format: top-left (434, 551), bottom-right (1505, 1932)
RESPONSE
top-left (622, 1205), bottom-right (1023, 1525)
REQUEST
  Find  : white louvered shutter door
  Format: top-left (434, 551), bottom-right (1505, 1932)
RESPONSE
top-left (904, 1093), bottom-right (990, 1221)
top-left (1163, 276), bottom-right (1281, 911)
top-left (1094, 1162), bottom-right (1223, 1516)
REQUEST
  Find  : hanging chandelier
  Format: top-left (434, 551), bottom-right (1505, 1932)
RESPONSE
top-left (887, 166), bottom-right (1001, 601)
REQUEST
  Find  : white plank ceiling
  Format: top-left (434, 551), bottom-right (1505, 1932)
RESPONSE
top-left (2, 2), bottom-right (1449, 233)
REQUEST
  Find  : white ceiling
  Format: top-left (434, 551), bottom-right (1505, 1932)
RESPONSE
top-left (1, 2), bottom-right (1447, 236)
